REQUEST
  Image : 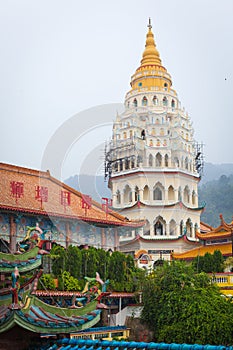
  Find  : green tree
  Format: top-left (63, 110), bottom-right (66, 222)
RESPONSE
top-left (212, 250), bottom-right (224, 272)
top-left (58, 271), bottom-right (81, 291)
top-left (38, 274), bottom-right (56, 290)
top-left (50, 245), bottom-right (67, 277)
top-left (65, 245), bottom-right (82, 278)
top-left (96, 248), bottom-right (110, 280)
top-left (141, 261), bottom-right (233, 345)
top-left (81, 247), bottom-right (98, 278)
top-left (192, 250), bottom-right (224, 273)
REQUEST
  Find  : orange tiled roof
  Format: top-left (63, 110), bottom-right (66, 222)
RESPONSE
top-left (173, 242), bottom-right (233, 260)
top-left (197, 215), bottom-right (233, 241)
top-left (0, 163), bottom-right (144, 227)
top-left (200, 221), bottom-right (213, 233)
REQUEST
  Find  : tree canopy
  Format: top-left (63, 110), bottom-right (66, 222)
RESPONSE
top-left (141, 261), bottom-right (233, 345)
top-left (48, 244), bottom-right (145, 292)
top-left (192, 250), bottom-right (224, 273)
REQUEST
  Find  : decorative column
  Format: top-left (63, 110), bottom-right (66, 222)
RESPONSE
top-left (175, 224), bottom-right (180, 236)
top-left (150, 223), bottom-right (154, 236)
top-left (188, 192), bottom-right (191, 204)
top-left (165, 223), bottom-right (169, 236)
top-left (168, 155), bottom-right (172, 167)
top-left (112, 193), bottom-right (117, 207)
top-left (65, 222), bottom-right (71, 248)
top-left (149, 188), bottom-right (153, 202)
top-left (101, 228), bottom-right (106, 249)
top-left (161, 154), bottom-right (165, 167)
top-left (114, 227), bottom-right (119, 250)
top-left (190, 224), bottom-right (194, 238)
top-left (10, 215), bottom-right (17, 253)
top-left (139, 188), bottom-right (143, 202)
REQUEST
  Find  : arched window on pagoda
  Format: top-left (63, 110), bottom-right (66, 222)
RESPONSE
top-left (155, 153), bottom-right (162, 167)
top-left (153, 96), bottom-right (158, 105)
top-left (133, 98), bottom-right (138, 108)
top-left (171, 99), bottom-right (175, 108)
top-left (142, 96), bottom-right (148, 106)
top-left (178, 186), bottom-right (182, 201)
top-left (114, 161), bottom-right (118, 172)
top-left (169, 219), bottom-right (176, 235)
top-left (163, 96), bottom-right (168, 106)
top-left (125, 158), bottom-right (129, 170)
top-left (168, 185), bottom-right (175, 201)
top-left (153, 186), bottom-right (163, 200)
top-left (149, 154), bottom-right (153, 167)
top-left (143, 185), bottom-right (150, 201)
top-left (135, 186), bottom-right (139, 201)
top-left (192, 190), bottom-right (196, 205)
top-left (116, 190), bottom-right (121, 205)
top-left (119, 159), bottom-right (123, 171)
top-left (154, 221), bottom-right (163, 235)
top-left (180, 220), bottom-right (184, 235)
top-left (131, 157), bottom-right (135, 169)
top-left (184, 186), bottom-right (190, 203)
top-left (141, 129), bottom-right (146, 140)
top-left (174, 157), bottom-right (179, 168)
top-left (123, 185), bottom-right (132, 203)
top-left (137, 155), bottom-right (142, 167)
top-left (165, 154), bottom-right (169, 167)
top-left (186, 218), bottom-right (192, 236)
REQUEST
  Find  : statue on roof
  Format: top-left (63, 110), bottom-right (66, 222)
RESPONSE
top-left (11, 266), bottom-right (22, 308)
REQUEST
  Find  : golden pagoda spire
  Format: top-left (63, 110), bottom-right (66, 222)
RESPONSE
top-left (128, 19), bottom-right (173, 93)
top-left (140, 18), bottom-right (162, 67)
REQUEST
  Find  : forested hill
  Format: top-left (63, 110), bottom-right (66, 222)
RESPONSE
top-left (201, 162), bottom-right (233, 184)
top-left (199, 174), bottom-right (233, 227)
top-left (65, 174), bottom-right (111, 203)
top-left (65, 163), bottom-right (233, 227)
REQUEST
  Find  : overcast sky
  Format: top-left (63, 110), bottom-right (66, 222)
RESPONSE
top-left (1, 0), bottom-right (233, 180)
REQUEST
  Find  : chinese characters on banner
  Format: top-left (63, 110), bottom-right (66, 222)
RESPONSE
top-left (10, 182), bottom-right (24, 204)
top-left (102, 197), bottom-right (112, 217)
top-left (81, 194), bottom-right (92, 216)
top-left (35, 186), bottom-right (48, 209)
top-left (61, 191), bottom-right (71, 212)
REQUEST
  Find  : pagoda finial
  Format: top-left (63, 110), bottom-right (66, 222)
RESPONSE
top-left (140, 19), bottom-right (162, 67)
top-left (148, 17), bottom-right (152, 29)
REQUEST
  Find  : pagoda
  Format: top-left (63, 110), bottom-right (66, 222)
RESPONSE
top-left (105, 19), bottom-right (204, 265)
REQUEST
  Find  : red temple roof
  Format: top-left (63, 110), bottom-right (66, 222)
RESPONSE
top-left (0, 162), bottom-right (144, 228)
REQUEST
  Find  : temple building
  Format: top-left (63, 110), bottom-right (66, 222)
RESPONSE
top-left (173, 214), bottom-right (233, 260)
top-left (0, 162), bottom-right (144, 254)
top-left (105, 20), bottom-right (204, 265)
